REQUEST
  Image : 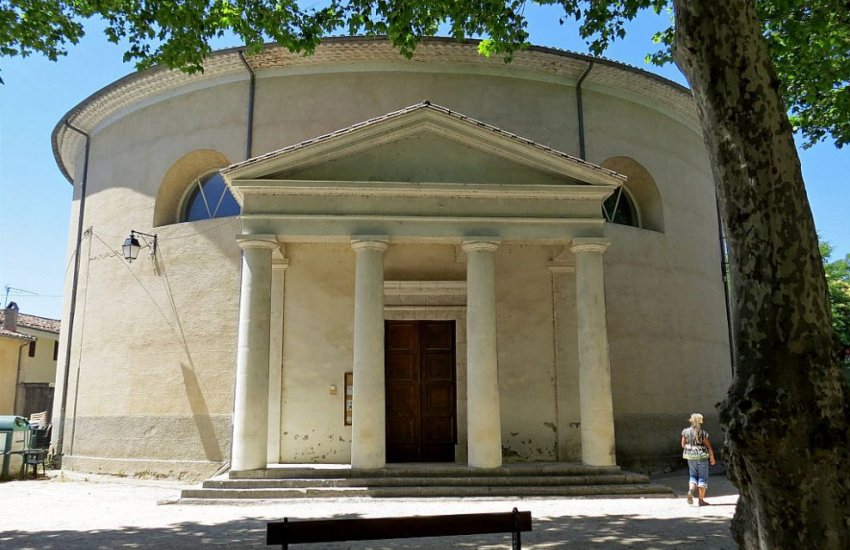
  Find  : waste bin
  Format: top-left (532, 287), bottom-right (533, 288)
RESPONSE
top-left (0, 416), bottom-right (29, 480)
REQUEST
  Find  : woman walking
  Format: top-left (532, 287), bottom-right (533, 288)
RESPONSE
top-left (681, 413), bottom-right (716, 506)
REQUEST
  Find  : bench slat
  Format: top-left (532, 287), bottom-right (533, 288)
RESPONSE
top-left (267, 511), bottom-right (532, 545)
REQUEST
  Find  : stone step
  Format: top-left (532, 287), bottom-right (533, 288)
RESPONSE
top-left (176, 463), bottom-right (674, 503)
top-left (229, 464), bottom-right (624, 480)
top-left (203, 473), bottom-right (650, 489)
top-left (180, 483), bottom-right (674, 500)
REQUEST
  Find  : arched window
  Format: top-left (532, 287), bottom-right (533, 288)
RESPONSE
top-left (602, 187), bottom-right (639, 227)
top-left (153, 150), bottom-right (233, 227)
top-left (600, 157), bottom-right (665, 232)
top-left (182, 172), bottom-right (240, 222)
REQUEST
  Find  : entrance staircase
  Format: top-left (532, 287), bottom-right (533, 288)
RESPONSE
top-left (178, 463), bottom-right (674, 502)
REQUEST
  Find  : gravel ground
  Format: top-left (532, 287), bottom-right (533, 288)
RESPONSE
top-left (0, 469), bottom-right (738, 549)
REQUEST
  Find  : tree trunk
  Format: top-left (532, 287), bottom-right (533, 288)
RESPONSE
top-left (671, 0), bottom-right (850, 547)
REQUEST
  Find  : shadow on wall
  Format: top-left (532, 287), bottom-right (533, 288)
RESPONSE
top-left (160, 248), bottom-right (225, 463)
top-left (0, 513), bottom-right (734, 549)
top-left (180, 361), bottom-right (224, 462)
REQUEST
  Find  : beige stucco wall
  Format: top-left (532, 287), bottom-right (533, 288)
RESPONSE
top-left (52, 86), bottom-right (246, 477)
top-left (17, 327), bottom-right (59, 384)
top-left (583, 90), bottom-right (731, 466)
top-left (279, 242), bottom-right (355, 463)
top-left (278, 243), bottom-right (564, 464)
top-left (495, 245), bottom-right (560, 461)
top-left (0, 327), bottom-right (56, 416)
top-left (251, 70), bottom-right (581, 164)
top-left (0, 338), bottom-right (29, 414)
top-left (51, 41), bottom-right (731, 477)
top-left (58, 216), bottom-right (241, 479)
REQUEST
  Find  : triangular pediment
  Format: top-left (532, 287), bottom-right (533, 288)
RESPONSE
top-left (223, 102), bottom-right (624, 188)
top-left (283, 132), bottom-right (578, 185)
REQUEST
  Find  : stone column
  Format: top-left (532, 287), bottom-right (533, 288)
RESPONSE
top-left (232, 235), bottom-right (279, 471)
top-left (267, 253), bottom-right (288, 464)
top-left (463, 239), bottom-right (502, 469)
top-left (570, 238), bottom-right (616, 466)
top-left (549, 262), bottom-right (579, 462)
top-left (350, 238), bottom-right (389, 469)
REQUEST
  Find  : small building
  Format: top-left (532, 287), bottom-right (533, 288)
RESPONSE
top-left (0, 303), bottom-right (60, 419)
top-left (50, 38), bottom-right (732, 480)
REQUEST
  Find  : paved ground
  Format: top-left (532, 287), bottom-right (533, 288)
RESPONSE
top-left (0, 469), bottom-right (738, 549)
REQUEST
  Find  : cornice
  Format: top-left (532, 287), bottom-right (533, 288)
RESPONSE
top-left (234, 180), bottom-right (617, 201)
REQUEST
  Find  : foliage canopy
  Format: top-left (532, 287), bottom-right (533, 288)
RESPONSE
top-left (1, 0), bottom-right (848, 147)
top-left (822, 241), bottom-right (850, 375)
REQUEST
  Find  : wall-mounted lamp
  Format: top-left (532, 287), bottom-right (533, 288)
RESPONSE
top-left (122, 230), bottom-right (157, 262)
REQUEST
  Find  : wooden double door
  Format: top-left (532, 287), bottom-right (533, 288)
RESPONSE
top-left (385, 320), bottom-right (457, 462)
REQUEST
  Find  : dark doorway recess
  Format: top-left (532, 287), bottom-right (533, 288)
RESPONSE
top-left (20, 383), bottom-right (54, 421)
top-left (385, 320), bottom-right (457, 462)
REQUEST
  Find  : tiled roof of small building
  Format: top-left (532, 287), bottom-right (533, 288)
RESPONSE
top-left (0, 311), bottom-right (61, 334)
top-left (0, 327), bottom-right (35, 341)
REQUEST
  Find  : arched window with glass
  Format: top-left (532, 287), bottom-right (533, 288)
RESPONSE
top-left (182, 171), bottom-right (241, 222)
top-left (602, 186), bottom-right (639, 227)
top-left (600, 157), bottom-right (664, 232)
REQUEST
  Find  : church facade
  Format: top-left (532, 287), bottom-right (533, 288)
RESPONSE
top-left (51, 38), bottom-right (732, 480)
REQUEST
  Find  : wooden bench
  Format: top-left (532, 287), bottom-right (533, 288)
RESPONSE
top-left (267, 508), bottom-right (532, 549)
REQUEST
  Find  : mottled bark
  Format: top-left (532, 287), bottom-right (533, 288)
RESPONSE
top-left (671, 0), bottom-right (850, 547)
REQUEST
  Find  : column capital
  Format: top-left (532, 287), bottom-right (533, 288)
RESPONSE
top-left (462, 239), bottom-right (500, 253)
top-left (351, 237), bottom-right (389, 253)
top-left (237, 234), bottom-right (280, 251)
top-left (570, 238), bottom-right (611, 255)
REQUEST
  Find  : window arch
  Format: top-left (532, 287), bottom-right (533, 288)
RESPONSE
top-left (153, 150), bottom-right (237, 227)
top-left (181, 171), bottom-right (240, 222)
top-left (602, 186), bottom-right (639, 227)
top-left (600, 157), bottom-right (665, 232)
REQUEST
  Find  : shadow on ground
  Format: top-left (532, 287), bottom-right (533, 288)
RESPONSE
top-left (652, 466), bottom-right (740, 498)
top-left (0, 512), bottom-right (734, 549)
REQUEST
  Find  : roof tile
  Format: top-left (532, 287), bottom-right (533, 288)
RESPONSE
top-left (0, 311), bottom-right (61, 334)
top-left (0, 328), bottom-right (35, 341)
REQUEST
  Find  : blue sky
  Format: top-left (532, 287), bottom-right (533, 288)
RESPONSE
top-left (1, 6), bottom-right (848, 320)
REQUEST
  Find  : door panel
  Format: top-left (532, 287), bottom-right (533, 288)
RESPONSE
top-left (387, 322), bottom-right (417, 350)
top-left (423, 417), bottom-right (454, 442)
top-left (424, 322), bottom-right (453, 349)
top-left (385, 320), bottom-right (456, 462)
top-left (387, 356), bottom-right (416, 381)
top-left (423, 384), bottom-right (453, 410)
top-left (423, 355), bottom-right (453, 380)
top-left (385, 322), bottom-right (419, 461)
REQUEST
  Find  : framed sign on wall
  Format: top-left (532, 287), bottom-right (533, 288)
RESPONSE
top-left (344, 372), bottom-right (353, 426)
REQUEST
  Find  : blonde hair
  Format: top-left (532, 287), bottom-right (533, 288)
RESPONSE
top-left (689, 413), bottom-right (704, 426)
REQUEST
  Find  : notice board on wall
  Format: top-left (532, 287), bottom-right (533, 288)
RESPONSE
top-left (344, 372), bottom-right (353, 426)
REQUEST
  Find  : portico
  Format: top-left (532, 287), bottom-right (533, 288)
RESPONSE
top-left (222, 101), bottom-right (623, 471)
